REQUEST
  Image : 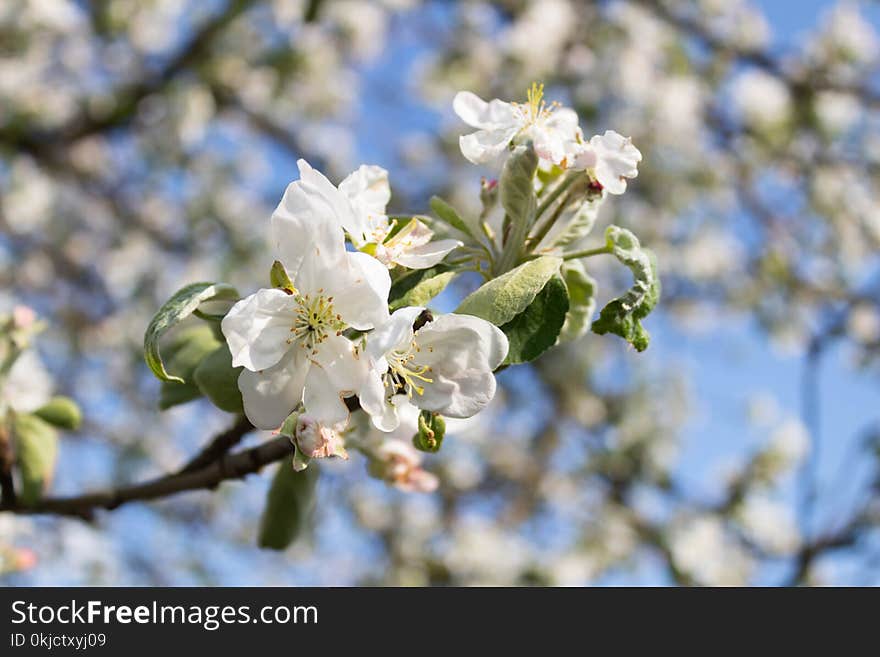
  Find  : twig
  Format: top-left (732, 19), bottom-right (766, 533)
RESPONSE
top-left (0, 432), bottom-right (292, 520)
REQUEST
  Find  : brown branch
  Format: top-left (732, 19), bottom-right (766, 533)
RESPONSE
top-left (0, 429), bottom-right (293, 520)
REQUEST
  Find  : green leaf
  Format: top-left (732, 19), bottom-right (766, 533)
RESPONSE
top-left (270, 260), bottom-right (294, 292)
top-left (144, 282), bottom-right (239, 383)
top-left (591, 226), bottom-right (661, 352)
top-left (193, 343), bottom-right (244, 414)
top-left (388, 265), bottom-right (455, 311)
top-left (33, 396), bottom-right (82, 431)
top-left (496, 143), bottom-right (539, 271)
top-left (456, 255), bottom-right (562, 326)
top-left (430, 196), bottom-right (477, 240)
top-left (500, 275), bottom-right (569, 364)
top-left (553, 197), bottom-right (601, 248)
top-left (558, 261), bottom-right (597, 343)
top-left (258, 460), bottom-right (317, 550)
top-left (158, 325), bottom-right (223, 410)
top-left (500, 142), bottom-right (539, 234)
top-left (12, 413), bottom-right (58, 505)
top-left (413, 411), bottom-right (446, 453)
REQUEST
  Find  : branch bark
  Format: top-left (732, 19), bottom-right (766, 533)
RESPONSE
top-left (0, 427), bottom-right (293, 520)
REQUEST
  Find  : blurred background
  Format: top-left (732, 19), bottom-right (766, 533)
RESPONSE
top-left (1, 0), bottom-right (879, 586)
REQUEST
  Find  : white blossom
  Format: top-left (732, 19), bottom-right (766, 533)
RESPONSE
top-left (453, 83), bottom-right (580, 165)
top-left (222, 160), bottom-right (391, 430)
top-left (566, 130), bottom-right (643, 194)
top-left (358, 306), bottom-right (508, 432)
top-left (337, 164), bottom-right (461, 269)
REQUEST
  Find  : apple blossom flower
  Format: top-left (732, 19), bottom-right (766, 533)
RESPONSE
top-left (222, 160), bottom-right (391, 430)
top-left (291, 414), bottom-right (349, 471)
top-left (337, 164), bottom-right (461, 269)
top-left (566, 130), bottom-right (642, 195)
top-left (453, 83), bottom-right (580, 165)
top-left (358, 306), bottom-right (508, 432)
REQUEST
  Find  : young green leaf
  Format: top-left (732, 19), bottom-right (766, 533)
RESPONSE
top-left (430, 196), bottom-right (477, 240)
top-left (500, 275), bottom-right (569, 364)
top-left (558, 261), bottom-right (597, 343)
top-left (591, 226), bottom-right (660, 352)
top-left (258, 461), bottom-right (318, 550)
top-left (496, 142), bottom-right (539, 272)
top-left (33, 396), bottom-right (82, 431)
top-left (12, 413), bottom-right (58, 505)
top-left (193, 343), bottom-right (244, 413)
top-left (456, 255), bottom-right (562, 326)
top-left (388, 265), bottom-right (455, 311)
top-left (552, 197), bottom-right (601, 248)
top-left (500, 142), bottom-right (539, 232)
top-left (158, 325), bottom-right (223, 410)
top-left (144, 282), bottom-right (239, 383)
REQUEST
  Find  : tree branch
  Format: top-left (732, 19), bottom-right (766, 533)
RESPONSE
top-left (0, 427), bottom-right (293, 520)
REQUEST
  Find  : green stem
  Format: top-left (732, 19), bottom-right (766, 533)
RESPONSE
top-left (535, 171), bottom-right (580, 220)
top-left (561, 245), bottom-right (613, 260)
top-left (526, 189), bottom-right (576, 254)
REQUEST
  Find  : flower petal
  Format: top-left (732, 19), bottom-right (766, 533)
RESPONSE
top-left (269, 159), bottom-right (350, 275)
top-left (459, 126), bottom-right (519, 165)
top-left (302, 333), bottom-right (365, 425)
top-left (410, 313), bottom-right (508, 418)
top-left (339, 164), bottom-right (390, 218)
top-left (324, 251), bottom-right (391, 330)
top-left (366, 306), bottom-right (423, 361)
top-left (393, 238), bottom-right (462, 269)
top-left (453, 91), bottom-right (518, 128)
top-left (221, 288), bottom-right (298, 371)
top-left (589, 131), bottom-right (642, 195)
top-left (237, 350), bottom-right (308, 430)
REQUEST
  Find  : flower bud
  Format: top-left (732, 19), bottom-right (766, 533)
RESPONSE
top-left (294, 415), bottom-right (348, 462)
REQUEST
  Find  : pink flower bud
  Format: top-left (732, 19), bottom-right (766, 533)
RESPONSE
top-left (294, 415), bottom-right (348, 461)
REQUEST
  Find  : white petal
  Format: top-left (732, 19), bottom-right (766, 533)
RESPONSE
top-left (410, 313), bottom-right (508, 418)
top-left (459, 126), bottom-right (519, 165)
top-left (269, 159), bottom-right (350, 274)
top-left (339, 165), bottom-right (390, 218)
top-left (589, 131), bottom-right (642, 195)
top-left (238, 350), bottom-right (308, 430)
top-left (366, 306), bottom-right (423, 361)
top-left (420, 313), bottom-right (509, 369)
top-left (301, 333), bottom-right (365, 425)
top-left (324, 251), bottom-right (391, 330)
top-left (453, 91), bottom-right (518, 128)
top-left (393, 238), bottom-right (462, 269)
top-left (221, 288), bottom-right (298, 371)
top-left (359, 370), bottom-right (402, 432)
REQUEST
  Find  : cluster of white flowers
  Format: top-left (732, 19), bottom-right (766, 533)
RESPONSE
top-left (221, 159), bottom-right (508, 474)
top-left (453, 82), bottom-right (642, 194)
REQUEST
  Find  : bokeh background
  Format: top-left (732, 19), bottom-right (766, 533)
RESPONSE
top-left (2, 0), bottom-right (880, 585)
